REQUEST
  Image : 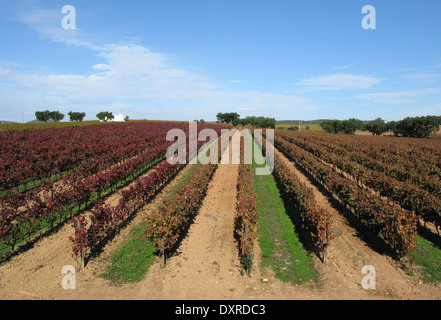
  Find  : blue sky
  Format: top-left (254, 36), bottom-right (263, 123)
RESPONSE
top-left (0, 0), bottom-right (440, 122)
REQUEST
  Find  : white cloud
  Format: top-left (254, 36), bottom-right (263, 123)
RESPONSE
top-left (13, 5), bottom-right (101, 50)
top-left (356, 88), bottom-right (440, 104)
top-left (294, 73), bottom-right (383, 91)
top-left (332, 65), bottom-right (351, 70)
top-left (92, 64), bottom-right (111, 70)
top-left (402, 73), bottom-right (440, 84)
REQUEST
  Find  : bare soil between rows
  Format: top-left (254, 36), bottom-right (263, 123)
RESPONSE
top-left (0, 134), bottom-right (440, 300)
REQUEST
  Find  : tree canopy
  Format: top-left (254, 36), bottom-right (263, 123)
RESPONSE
top-left (320, 119), bottom-right (364, 134)
top-left (35, 110), bottom-right (51, 123)
top-left (216, 112), bottom-right (240, 124)
top-left (320, 115), bottom-right (441, 138)
top-left (365, 118), bottom-right (388, 136)
top-left (237, 116), bottom-right (277, 129)
top-left (68, 111), bottom-right (86, 122)
top-left (393, 116), bottom-right (441, 138)
top-left (96, 111), bottom-right (114, 122)
top-left (35, 110), bottom-right (65, 122)
top-left (216, 112), bottom-right (276, 128)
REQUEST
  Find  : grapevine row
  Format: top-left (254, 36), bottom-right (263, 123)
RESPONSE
top-left (235, 134), bottom-right (258, 274)
top-left (144, 163), bottom-right (218, 259)
top-left (1, 124), bottom-right (146, 191)
top-left (71, 159), bottom-right (184, 266)
top-left (72, 127), bottom-right (227, 265)
top-left (293, 132), bottom-right (441, 199)
top-left (0, 121), bottom-right (199, 194)
top-left (1, 146), bottom-right (165, 253)
top-left (279, 131), bottom-right (441, 231)
top-left (274, 134), bottom-right (417, 258)
top-left (272, 152), bottom-right (333, 261)
top-left (72, 130), bottom-right (226, 266)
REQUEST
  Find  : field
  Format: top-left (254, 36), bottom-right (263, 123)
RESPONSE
top-left (277, 123), bottom-right (323, 131)
top-left (0, 121), bottom-right (441, 300)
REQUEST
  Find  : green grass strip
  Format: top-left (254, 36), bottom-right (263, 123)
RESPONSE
top-left (408, 235), bottom-right (441, 283)
top-left (251, 136), bottom-right (318, 285)
top-left (100, 221), bottom-right (156, 285)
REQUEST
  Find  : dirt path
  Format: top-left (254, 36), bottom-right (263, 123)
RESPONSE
top-left (132, 130), bottom-right (256, 299)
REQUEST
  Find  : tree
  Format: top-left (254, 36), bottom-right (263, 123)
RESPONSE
top-left (96, 111), bottom-right (114, 122)
top-left (250, 116), bottom-right (276, 129)
top-left (320, 120), bottom-right (342, 133)
top-left (387, 121), bottom-right (398, 135)
top-left (393, 116), bottom-right (441, 138)
top-left (35, 110), bottom-right (52, 122)
top-left (365, 118), bottom-right (387, 136)
top-left (35, 110), bottom-right (64, 122)
top-left (68, 111), bottom-right (86, 122)
top-left (341, 118), bottom-right (364, 134)
top-left (320, 118), bottom-right (363, 134)
top-left (216, 112), bottom-right (240, 124)
top-left (234, 116), bottom-right (276, 128)
top-left (50, 111), bottom-right (65, 122)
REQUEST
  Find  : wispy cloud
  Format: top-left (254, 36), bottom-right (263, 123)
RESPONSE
top-left (402, 73), bottom-right (440, 84)
top-left (332, 65), bottom-right (351, 70)
top-left (332, 60), bottom-right (359, 70)
top-left (13, 4), bottom-right (101, 50)
top-left (356, 88), bottom-right (439, 104)
top-left (293, 73), bottom-right (383, 91)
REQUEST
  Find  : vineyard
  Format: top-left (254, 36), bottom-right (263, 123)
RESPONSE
top-left (0, 122), bottom-right (441, 300)
top-left (0, 121), bottom-right (228, 260)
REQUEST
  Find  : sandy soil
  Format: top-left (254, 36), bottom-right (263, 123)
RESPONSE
top-left (0, 132), bottom-right (440, 300)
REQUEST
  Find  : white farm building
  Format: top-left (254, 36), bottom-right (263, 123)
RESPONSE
top-left (100, 111), bottom-right (125, 122)
top-left (112, 112), bottom-right (125, 122)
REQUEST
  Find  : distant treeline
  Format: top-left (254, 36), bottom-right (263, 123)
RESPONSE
top-left (247, 114), bottom-right (441, 138)
top-left (320, 116), bottom-right (441, 138)
top-left (35, 110), bottom-right (86, 122)
top-left (216, 112), bottom-right (277, 128)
